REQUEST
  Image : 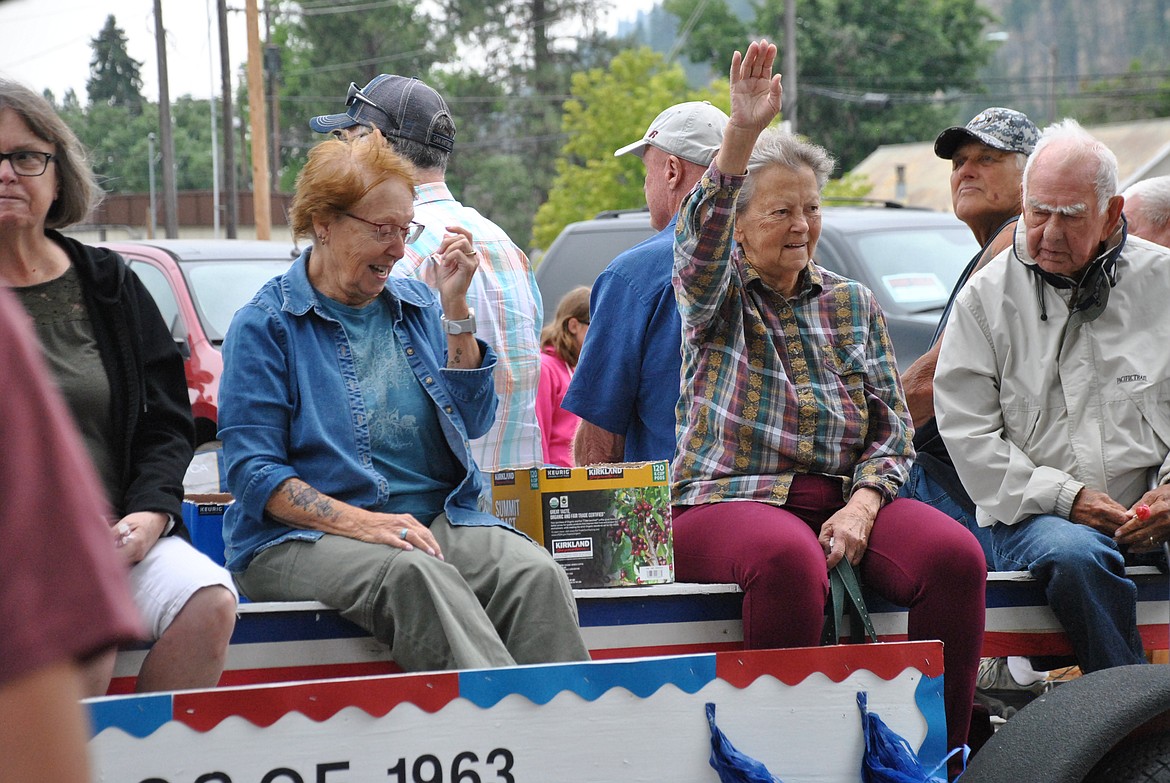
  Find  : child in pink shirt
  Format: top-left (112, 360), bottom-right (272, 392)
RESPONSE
top-left (537, 286), bottom-right (591, 466)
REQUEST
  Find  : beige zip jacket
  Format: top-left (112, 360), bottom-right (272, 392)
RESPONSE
top-left (935, 224), bottom-right (1170, 527)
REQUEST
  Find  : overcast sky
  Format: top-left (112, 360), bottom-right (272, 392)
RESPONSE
top-left (0, 0), bottom-right (656, 104)
top-left (0, 0), bottom-right (236, 101)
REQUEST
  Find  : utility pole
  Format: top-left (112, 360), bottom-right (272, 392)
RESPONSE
top-left (1047, 44), bottom-right (1058, 125)
top-left (206, 0), bottom-right (220, 238)
top-left (154, 0), bottom-right (179, 238)
top-left (246, 0), bottom-right (271, 239)
top-left (266, 43), bottom-right (282, 197)
top-left (264, 2), bottom-right (281, 197)
top-left (784, 0), bottom-right (798, 133)
top-left (147, 132), bottom-right (157, 238)
top-left (218, 0), bottom-right (238, 237)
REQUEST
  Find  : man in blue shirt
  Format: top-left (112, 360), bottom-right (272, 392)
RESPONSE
top-left (563, 101), bottom-right (728, 464)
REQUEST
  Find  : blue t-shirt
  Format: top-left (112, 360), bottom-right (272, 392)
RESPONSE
top-left (562, 217), bottom-right (682, 463)
top-left (318, 296), bottom-right (460, 524)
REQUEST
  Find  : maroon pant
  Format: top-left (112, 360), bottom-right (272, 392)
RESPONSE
top-left (673, 474), bottom-right (986, 755)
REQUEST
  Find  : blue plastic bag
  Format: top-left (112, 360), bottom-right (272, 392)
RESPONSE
top-left (857, 691), bottom-right (954, 782)
top-left (705, 702), bottom-right (783, 783)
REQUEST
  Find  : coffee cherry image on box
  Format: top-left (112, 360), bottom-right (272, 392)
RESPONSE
top-left (603, 485), bottom-right (673, 585)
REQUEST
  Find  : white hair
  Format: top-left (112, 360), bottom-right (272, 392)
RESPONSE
top-left (736, 127), bottom-right (836, 212)
top-left (1122, 176), bottom-right (1170, 229)
top-left (1023, 118), bottom-right (1119, 214)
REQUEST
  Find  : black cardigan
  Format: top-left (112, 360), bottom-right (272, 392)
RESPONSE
top-left (51, 230), bottom-right (195, 535)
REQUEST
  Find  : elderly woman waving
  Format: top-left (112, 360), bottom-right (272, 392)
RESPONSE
top-left (219, 132), bottom-right (587, 672)
top-left (670, 41), bottom-right (986, 758)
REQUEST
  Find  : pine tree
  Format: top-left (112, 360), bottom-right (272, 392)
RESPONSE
top-left (87, 15), bottom-right (145, 115)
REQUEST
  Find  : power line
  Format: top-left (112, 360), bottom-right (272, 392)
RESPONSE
top-left (279, 92), bottom-right (574, 105)
top-left (297, 0), bottom-right (398, 12)
top-left (279, 48), bottom-right (434, 77)
top-left (300, 0), bottom-right (408, 16)
top-left (809, 68), bottom-right (1170, 91)
top-left (665, 0), bottom-right (711, 64)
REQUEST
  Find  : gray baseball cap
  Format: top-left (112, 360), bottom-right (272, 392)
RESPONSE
top-left (934, 107), bottom-right (1039, 159)
top-left (614, 101), bottom-right (729, 166)
top-left (309, 75), bottom-right (455, 153)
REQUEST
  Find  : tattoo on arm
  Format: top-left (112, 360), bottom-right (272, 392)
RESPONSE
top-left (274, 480), bottom-right (342, 527)
top-left (451, 346), bottom-right (464, 367)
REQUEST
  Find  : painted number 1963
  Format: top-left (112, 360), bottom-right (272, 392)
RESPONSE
top-left (136, 748), bottom-right (516, 783)
top-left (388, 749), bottom-right (515, 783)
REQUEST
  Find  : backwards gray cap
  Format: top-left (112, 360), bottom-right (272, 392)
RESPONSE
top-left (934, 107), bottom-right (1039, 159)
top-left (614, 101), bottom-right (729, 166)
top-left (309, 75), bottom-right (455, 153)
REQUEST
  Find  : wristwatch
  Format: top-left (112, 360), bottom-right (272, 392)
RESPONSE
top-left (441, 308), bottom-right (476, 335)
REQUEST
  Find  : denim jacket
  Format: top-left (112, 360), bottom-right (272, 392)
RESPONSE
top-left (219, 248), bottom-right (504, 573)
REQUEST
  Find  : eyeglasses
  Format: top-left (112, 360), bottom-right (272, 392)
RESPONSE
top-left (346, 82), bottom-right (399, 132)
top-left (0, 150), bottom-right (54, 177)
top-left (343, 212), bottom-right (424, 244)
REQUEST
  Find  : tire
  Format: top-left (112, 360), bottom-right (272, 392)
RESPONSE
top-left (962, 665), bottom-right (1170, 783)
top-left (1086, 732), bottom-right (1170, 783)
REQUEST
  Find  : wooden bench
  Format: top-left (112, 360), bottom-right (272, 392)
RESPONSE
top-left (108, 567), bottom-right (1170, 693)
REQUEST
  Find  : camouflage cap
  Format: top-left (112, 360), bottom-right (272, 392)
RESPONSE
top-left (934, 107), bottom-right (1039, 159)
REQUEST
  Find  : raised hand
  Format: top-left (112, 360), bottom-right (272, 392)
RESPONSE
top-left (716, 39), bottom-right (783, 176)
top-left (729, 39), bottom-right (783, 134)
top-left (433, 225), bottom-right (479, 315)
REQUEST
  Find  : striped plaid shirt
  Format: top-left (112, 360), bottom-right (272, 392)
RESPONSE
top-left (671, 164), bottom-right (912, 507)
top-left (392, 182), bottom-right (544, 473)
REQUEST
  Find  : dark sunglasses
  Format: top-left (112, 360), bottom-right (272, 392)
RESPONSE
top-left (345, 82), bottom-right (399, 132)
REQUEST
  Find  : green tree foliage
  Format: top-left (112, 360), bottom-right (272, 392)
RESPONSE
top-left (169, 97), bottom-right (223, 191)
top-left (824, 172), bottom-right (874, 202)
top-left (58, 97), bottom-right (220, 194)
top-left (434, 0), bottom-right (624, 245)
top-left (272, 0), bottom-right (621, 245)
top-left (665, 0), bottom-right (996, 172)
top-left (434, 71), bottom-right (543, 246)
top-left (59, 22), bottom-right (221, 198)
top-left (87, 15), bottom-right (145, 114)
top-left (1065, 61), bottom-right (1170, 125)
top-left (531, 47), bottom-right (728, 251)
top-left (436, 0), bottom-right (610, 84)
top-left (274, 0), bottom-right (447, 190)
top-left (662, 0), bottom-right (747, 68)
top-left (766, 0), bottom-right (995, 171)
top-left (530, 45), bottom-right (875, 250)
top-left (59, 100), bottom-right (155, 192)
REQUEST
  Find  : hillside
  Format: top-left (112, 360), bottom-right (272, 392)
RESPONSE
top-left (977, 0), bottom-right (1170, 123)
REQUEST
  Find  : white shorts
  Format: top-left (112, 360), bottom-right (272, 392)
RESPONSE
top-left (129, 536), bottom-right (238, 640)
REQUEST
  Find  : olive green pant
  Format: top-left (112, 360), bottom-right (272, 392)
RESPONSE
top-left (236, 515), bottom-right (589, 672)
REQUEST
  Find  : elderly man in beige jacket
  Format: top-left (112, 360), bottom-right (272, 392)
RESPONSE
top-left (936, 118), bottom-right (1170, 675)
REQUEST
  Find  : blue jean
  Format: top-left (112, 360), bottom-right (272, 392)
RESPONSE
top-left (990, 514), bottom-right (1146, 673)
top-left (899, 462), bottom-right (994, 567)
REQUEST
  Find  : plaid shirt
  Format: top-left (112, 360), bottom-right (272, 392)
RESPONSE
top-left (392, 182), bottom-right (544, 472)
top-left (671, 164), bottom-right (912, 507)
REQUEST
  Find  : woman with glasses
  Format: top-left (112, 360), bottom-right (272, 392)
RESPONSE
top-left (0, 80), bottom-right (238, 695)
top-left (218, 132), bottom-right (588, 672)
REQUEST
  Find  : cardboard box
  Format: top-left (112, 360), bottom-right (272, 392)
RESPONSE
top-left (491, 462), bottom-right (673, 588)
top-left (182, 493), bottom-right (233, 566)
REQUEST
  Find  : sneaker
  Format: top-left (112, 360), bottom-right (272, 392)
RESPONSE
top-left (974, 657), bottom-right (1052, 720)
